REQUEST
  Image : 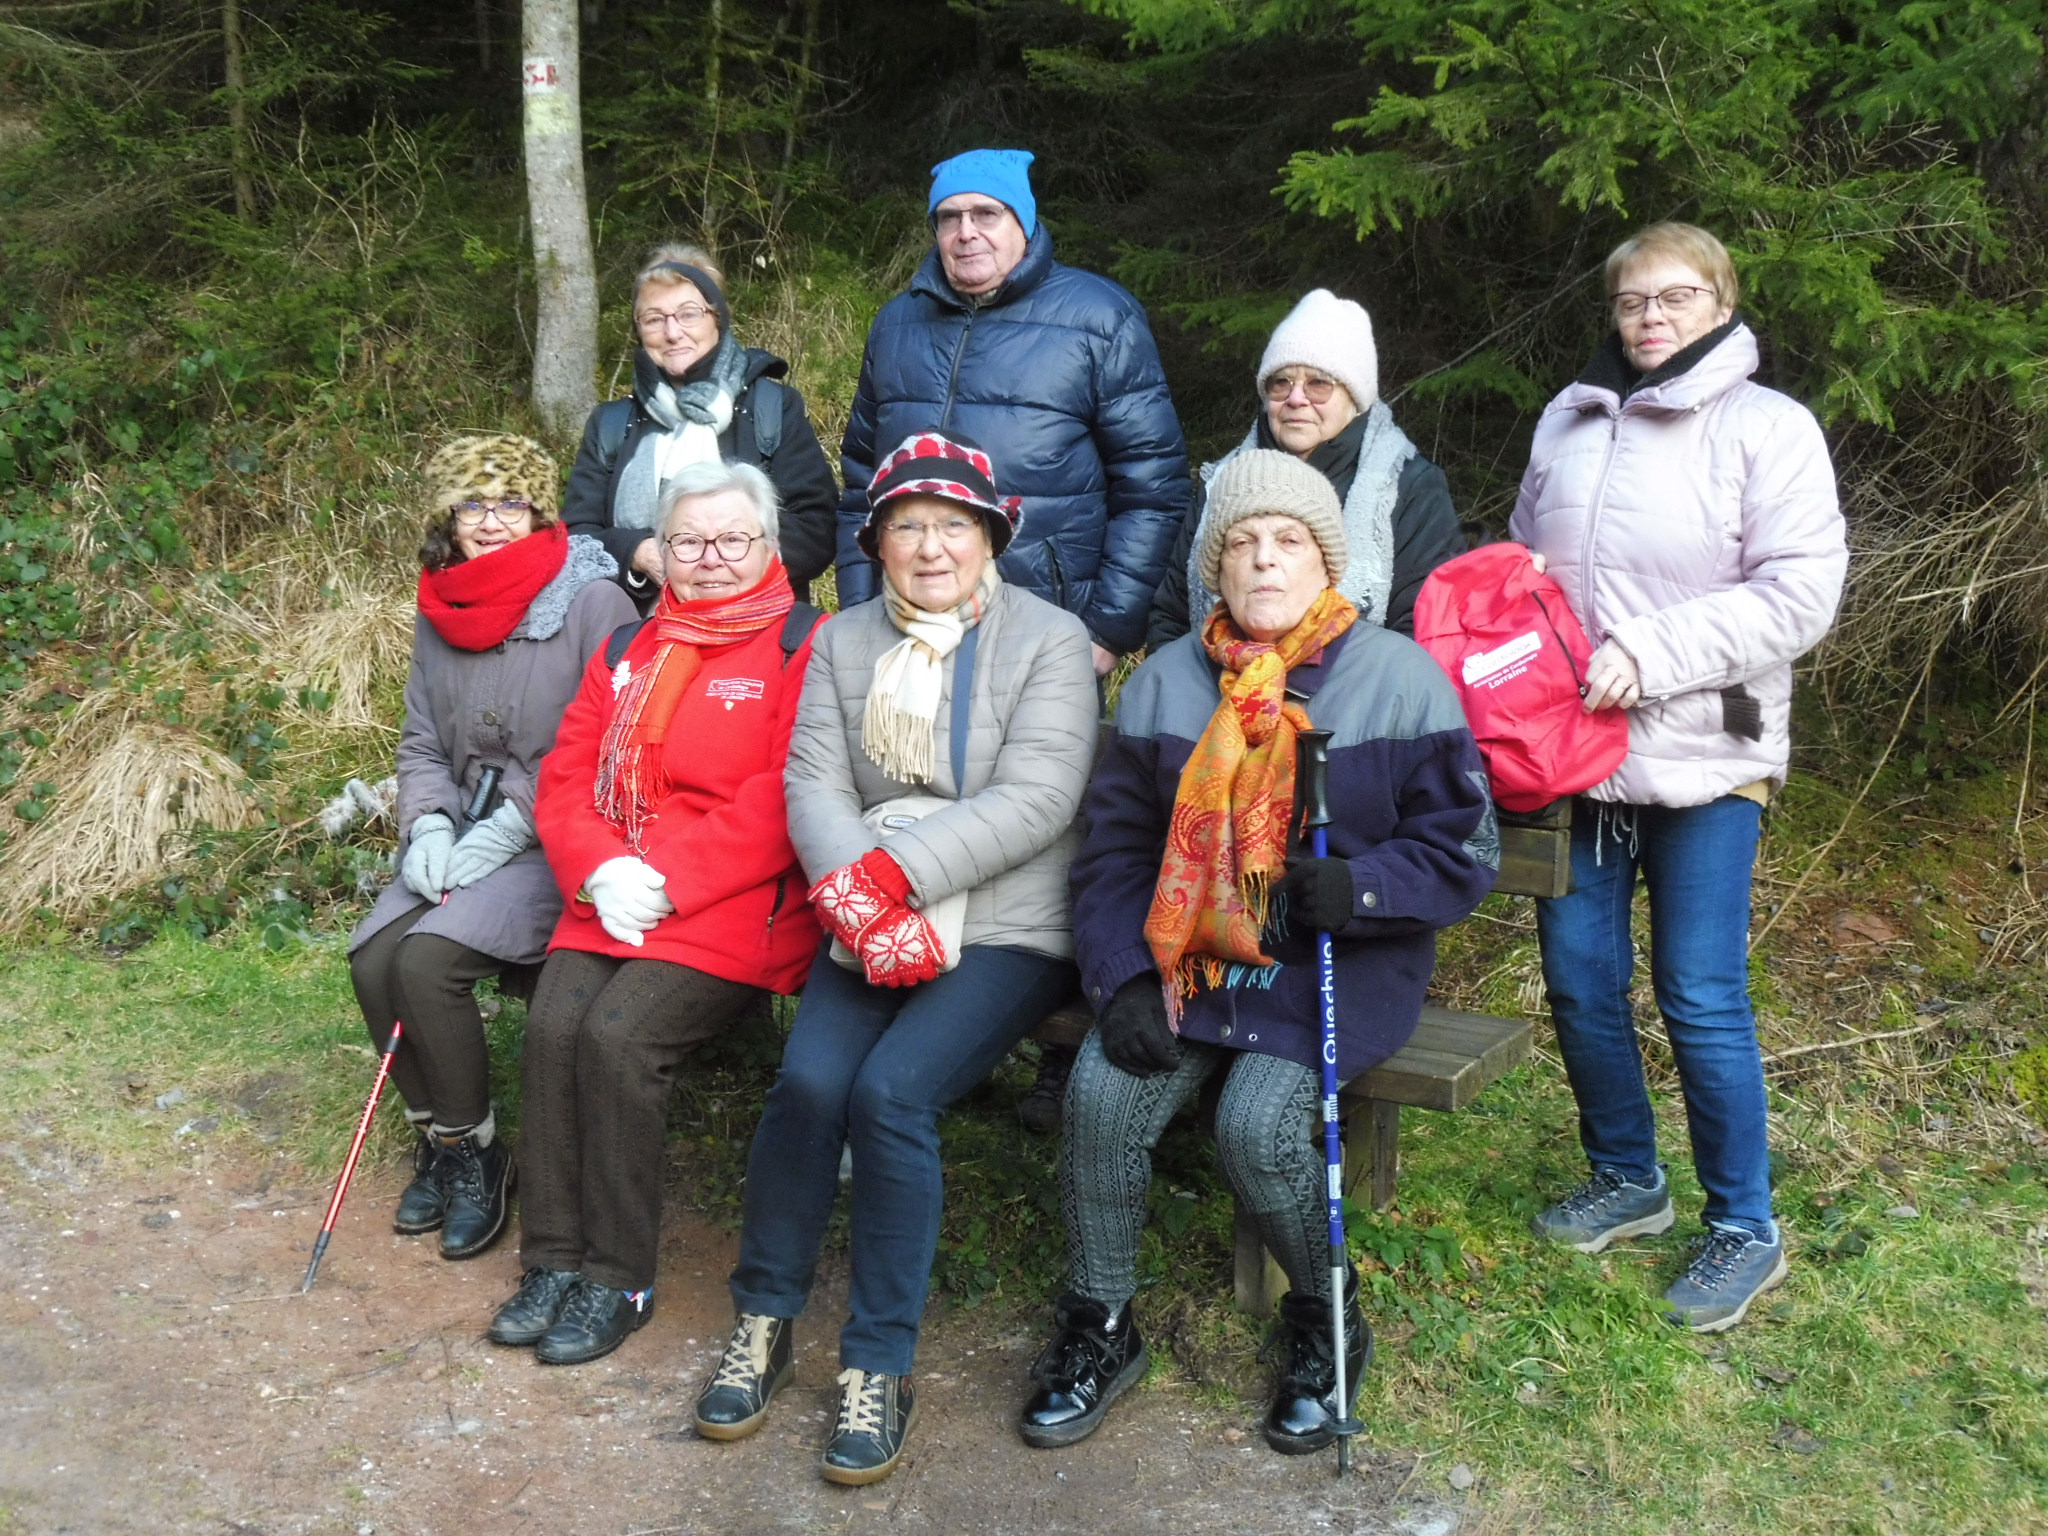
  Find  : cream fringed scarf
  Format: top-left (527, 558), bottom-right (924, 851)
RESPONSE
top-left (862, 564), bottom-right (1002, 785)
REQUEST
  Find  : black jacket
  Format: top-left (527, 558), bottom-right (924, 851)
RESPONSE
top-left (833, 226), bottom-right (1190, 654)
top-left (562, 346), bottom-right (839, 598)
top-left (1144, 425), bottom-right (1465, 652)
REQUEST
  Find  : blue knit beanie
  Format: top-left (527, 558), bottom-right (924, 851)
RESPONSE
top-left (928, 148), bottom-right (1037, 237)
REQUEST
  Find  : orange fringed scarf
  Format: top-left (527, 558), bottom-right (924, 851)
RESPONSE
top-left (594, 557), bottom-right (795, 850)
top-left (1142, 587), bottom-right (1358, 1019)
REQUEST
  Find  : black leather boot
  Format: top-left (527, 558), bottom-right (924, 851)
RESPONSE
top-left (1016, 1043), bottom-right (1074, 1135)
top-left (693, 1314), bottom-right (795, 1441)
top-left (1017, 1293), bottom-right (1149, 1448)
top-left (488, 1267), bottom-right (583, 1347)
top-left (1262, 1273), bottom-right (1372, 1455)
top-left (392, 1130), bottom-right (445, 1235)
top-left (822, 1368), bottom-right (916, 1486)
top-left (437, 1131), bottom-right (514, 1260)
top-left (535, 1280), bottom-right (653, 1365)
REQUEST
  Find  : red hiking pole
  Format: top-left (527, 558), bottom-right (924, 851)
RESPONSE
top-left (301, 1018), bottom-right (404, 1293)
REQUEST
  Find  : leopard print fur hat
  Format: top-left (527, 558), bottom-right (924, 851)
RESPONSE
top-left (422, 434), bottom-right (560, 520)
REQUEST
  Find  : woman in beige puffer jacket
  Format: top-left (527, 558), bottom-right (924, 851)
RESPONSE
top-left (1509, 222), bottom-right (1846, 1333)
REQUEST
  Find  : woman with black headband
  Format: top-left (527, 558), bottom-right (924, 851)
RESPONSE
top-left (562, 242), bottom-right (839, 604)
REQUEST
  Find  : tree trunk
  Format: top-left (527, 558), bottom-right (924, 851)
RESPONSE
top-left (522, 0), bottom-right (599, 440)
top-left (771, 0), bottom-right (821, 221)
top-left (475, 0), bottom-right (492, 75)
top-left (701, 0), bottom-right (725, 239)
top-left (221, 0), bottom-right (256, 221)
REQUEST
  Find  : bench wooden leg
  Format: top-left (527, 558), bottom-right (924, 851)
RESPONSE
top-left (1370, 1099), bottom-right (1399, 1210)
top-left (1233, 1200), bottom-right (1287, 1316)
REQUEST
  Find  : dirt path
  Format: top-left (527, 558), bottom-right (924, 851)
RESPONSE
top-left (0, 1143), bottom-right (1462, 1536)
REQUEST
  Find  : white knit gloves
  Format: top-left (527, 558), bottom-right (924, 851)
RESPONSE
top-left (445, 801), bottom-right (534, 888)
top-left (583, 856), bottom-right (674, 947)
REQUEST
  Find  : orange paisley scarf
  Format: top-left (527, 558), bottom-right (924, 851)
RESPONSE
top-left (1142, 586), bottom-right (1357, 1019)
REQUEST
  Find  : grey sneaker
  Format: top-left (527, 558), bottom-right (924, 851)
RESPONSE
top-left (1663, 1225), bottom-right (1788, 1333)
top-left (1532, 1166), bottom-right (1675, 1253)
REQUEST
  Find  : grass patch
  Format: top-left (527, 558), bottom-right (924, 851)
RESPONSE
top-left (2, 918), bottom-right (2045, 1535)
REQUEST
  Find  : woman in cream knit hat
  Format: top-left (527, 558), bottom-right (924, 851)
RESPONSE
top-left (1146, 288), bottom-right (1466, 648)
top-left (1019, 446), bottom-right (1496, 1457)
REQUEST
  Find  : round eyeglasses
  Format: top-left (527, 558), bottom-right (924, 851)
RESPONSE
top-left (665, 529), bottom-right (765, 563)
top-left (1264, 372), bottom-right (1340, 404)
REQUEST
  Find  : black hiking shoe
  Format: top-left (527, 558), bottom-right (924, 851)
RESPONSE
top-left (488, 1267), bottom-right (583, 1347)
top-left (1261, 1274), bottom-right (1372, 1455)
top-left (535, 1280), bottom-right (652, 1366)
top-left (392, 1131), bottom-right (445, 1235)
top-left (1016, 1043), bottom-right (1074, 1135)
top-left (821, 1368), bottom-right (916, 1486)
top-left (1018, 1293), bottom-right (1149, 1448)
top-left (437, 1132), bottom-right (514, 1260)
top-left (693, 1314), bottom-right (795, 1441)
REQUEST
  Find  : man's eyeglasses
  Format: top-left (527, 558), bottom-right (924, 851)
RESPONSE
top-left (1610, 285), bottom-right (1717, 320)
top-left (933, 206), bottom-right (1010, 236)
top-left (1264, 372), bottom-right (1340, 405)
top-left (665, 530), bottom-right (765, 563)
top-left (451, 499), bottom-right (533, 527)
top-left (637, 304), bottom-right (715, 333)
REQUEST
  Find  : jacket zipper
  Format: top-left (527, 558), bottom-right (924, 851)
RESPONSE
top-left (939, 303), bottom-right (978, 431)
top-left (1577, 401), bottom-right (1626, 645)
top-left (764, 875), bottom-right (787, 941)
top-left (1045, 538), bottom-right (1069, 610)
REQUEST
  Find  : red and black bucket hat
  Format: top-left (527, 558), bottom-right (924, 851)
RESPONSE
top-left (858, 429), bottom-right (1024, 558)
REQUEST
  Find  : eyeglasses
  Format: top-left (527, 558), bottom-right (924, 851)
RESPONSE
top-left (880, 515), bottom-right (983, 548)
top-left (637, 304), bottom-right (715, 333)
top-left (932, 205), bottom-right (1011, 236)
top-left (1264, 371), bottom-right (1340, 404)
top-left (1610, 284), bottom-right (1717, 320)
top-left (664, 529), bottom-right (765, 563)
top-left (450, 499), bottom-right (533, 527)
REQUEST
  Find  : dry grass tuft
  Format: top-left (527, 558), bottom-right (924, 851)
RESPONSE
top-left (271, 577), bottom-right (414, 728)
top-left (0, 723), bottom-right (263, 922)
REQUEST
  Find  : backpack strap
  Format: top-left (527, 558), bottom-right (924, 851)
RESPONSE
top-left (594, 396), bottom-right (636, 466)
top-left (779, 602), bottom-right (821, 668)
top-left (602, 617), bottom-right (648, 670)
top-left (750, 378), bottom-right (786, 462)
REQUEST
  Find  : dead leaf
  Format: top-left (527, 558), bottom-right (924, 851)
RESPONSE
top-left (1832, 911), bottom-right (1901, 947)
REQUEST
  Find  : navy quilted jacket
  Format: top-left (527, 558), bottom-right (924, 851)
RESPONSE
top-left (1072, 625), bottom-right (1499, 1077)
top-left (833, 227), bottom-right (1190, 654)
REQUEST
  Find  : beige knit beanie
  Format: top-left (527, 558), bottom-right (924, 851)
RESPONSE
top-left (1197, 448), bottom-right (1348, 593)
top-left (1257, 288), bottom-right (1378, 413)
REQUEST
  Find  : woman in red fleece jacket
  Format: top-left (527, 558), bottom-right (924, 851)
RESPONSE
top-left (487, 458), bottom-right (823, 1368)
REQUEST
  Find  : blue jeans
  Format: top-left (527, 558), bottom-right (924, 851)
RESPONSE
top-left (1535, 796), bottom-right (1774, 1238)
top-left (730, 943), bottom-right (1076, 1374)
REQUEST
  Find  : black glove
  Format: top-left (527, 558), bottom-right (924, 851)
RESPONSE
top-left (1097, 974), bottom-right (1183, 1079)
top-left (1275, 856), bottom-right (1355, 935)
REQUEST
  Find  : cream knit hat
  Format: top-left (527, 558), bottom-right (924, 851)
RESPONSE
top-left (1257, 289), bottom-right (1379, 413)
top-left (1197, 448), bottom-right (1348, 593)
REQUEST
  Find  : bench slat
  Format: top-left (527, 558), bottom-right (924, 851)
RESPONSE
top-left (1346, 1005), bottom-right (1533, 1112)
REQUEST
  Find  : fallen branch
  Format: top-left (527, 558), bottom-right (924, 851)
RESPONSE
top-left (1763, 1016), bottom-right (1951, 1062)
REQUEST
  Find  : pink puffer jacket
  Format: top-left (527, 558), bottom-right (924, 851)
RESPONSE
top-left (1508, 323), bottom-right (1846, 807)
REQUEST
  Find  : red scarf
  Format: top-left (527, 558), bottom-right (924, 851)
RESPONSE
top-left (416, 523), bottom-right (569, 650)
top-left (594, 556), bottom-right (797, 850)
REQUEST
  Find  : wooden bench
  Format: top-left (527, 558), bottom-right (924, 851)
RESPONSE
top-left (1028, 799), bottom-right (1567, 1313)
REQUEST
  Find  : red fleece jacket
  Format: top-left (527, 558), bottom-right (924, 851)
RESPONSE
top-left (536, 614), bottom-right (824, 991)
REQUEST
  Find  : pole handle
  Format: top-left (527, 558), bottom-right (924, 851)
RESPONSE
top-left (1296, 729), bottom-right (1333, 834)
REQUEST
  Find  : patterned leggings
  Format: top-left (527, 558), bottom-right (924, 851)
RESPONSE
top-left (1059, 1026), bottom-right (1332, 1306)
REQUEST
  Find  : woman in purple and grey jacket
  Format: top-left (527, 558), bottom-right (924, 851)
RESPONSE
top-left (1016, 448), bottom-right (1495, 1459)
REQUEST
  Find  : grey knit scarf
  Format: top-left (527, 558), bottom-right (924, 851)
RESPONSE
top-left (610, 332), bottom-right (752, 531)
top-left (509, 534), bottom-right (620, 642)
top-left (1185, 400), bottom-right (1415, 628)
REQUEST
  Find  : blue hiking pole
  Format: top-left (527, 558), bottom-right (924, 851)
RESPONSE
top-left (1296, 728), bottom-right (1362, 1474)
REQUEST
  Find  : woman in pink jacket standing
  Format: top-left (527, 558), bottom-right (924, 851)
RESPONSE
top-left (1509, 222), bottom-right (1846, 1331)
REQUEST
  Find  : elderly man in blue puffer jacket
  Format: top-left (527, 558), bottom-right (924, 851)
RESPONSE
top-left (833, 148), bottom-right (1191, 680)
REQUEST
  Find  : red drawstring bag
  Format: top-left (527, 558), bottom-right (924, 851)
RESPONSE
top-left (1413, 542), bottom-right (1629, 812)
